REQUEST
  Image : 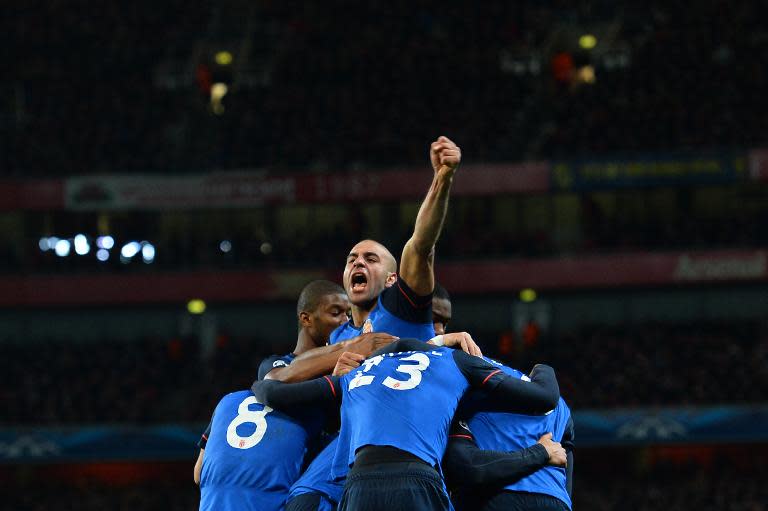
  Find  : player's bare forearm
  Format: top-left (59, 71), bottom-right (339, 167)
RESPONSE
top-left (266, 333), bottom-right (397, 382)
top-left (400, 173), bottom-right (453, 295)
top-left (193, 448), bottom-right (204, 485)
top-left (400, 136), bottom-right (460, 295)
top-left (266, 344), bottom-right (346, 383)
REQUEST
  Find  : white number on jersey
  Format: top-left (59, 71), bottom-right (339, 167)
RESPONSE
top-left (226, 395), bottom-right (272, 449)
top-left (382, 353), bottom-right (430, 390)
top-left (347, 353), bottom-right (431, 392)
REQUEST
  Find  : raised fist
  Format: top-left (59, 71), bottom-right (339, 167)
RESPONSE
top-left (430, 136), bottom-right (461, 176)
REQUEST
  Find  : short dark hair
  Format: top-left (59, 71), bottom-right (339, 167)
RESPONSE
top-left (296, 280), bottom-right (346, 316)
top-left (433, 283), bottom-right (450, 302)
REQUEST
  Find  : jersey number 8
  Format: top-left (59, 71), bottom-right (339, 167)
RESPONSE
top-left (226, 396), bottom-right (273, 449)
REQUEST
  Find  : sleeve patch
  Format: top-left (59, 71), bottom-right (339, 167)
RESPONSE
top-left (272, 359), bottom-right (289, 368)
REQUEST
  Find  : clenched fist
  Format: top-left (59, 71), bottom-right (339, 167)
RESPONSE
top-left (430, 136), bottom-right (461, 177)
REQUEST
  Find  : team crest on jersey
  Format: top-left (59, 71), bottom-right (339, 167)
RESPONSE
top-left (362, 318), bottom-right (374, 333)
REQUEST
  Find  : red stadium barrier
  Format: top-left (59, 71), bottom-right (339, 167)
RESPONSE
top-left (1, 249), bottom-right (764, 306)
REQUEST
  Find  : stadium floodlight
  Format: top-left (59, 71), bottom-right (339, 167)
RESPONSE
top-left (519, 288), bottom-right (537, 303)
top-left (74, 234), bottom-right (90, 255)
top-left (54, 239), bottom-right (71, 257)
top-left (579, 34), bottom-right (597, 50)
top-left (219, 240), bottom-right (232, 253)
top-left (47, 237), bottom-right (60, 250)
top-left (120, 241), bottom-right (141, 259)
top-left (215, 51), bottom-right (233, 66)
top-left (96, 249), bottom-right (110, 262)
top-left (39, 237), bottom-right (50, 252)
top-left (97, 235), bottom-right (115, 250)
top-left (187, 299), bottom-right (207, 315)
top-left (141, 242), bottom-right (156, 263)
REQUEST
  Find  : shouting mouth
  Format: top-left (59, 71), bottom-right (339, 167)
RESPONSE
top-left (350, 272), bottom-right (368, 293)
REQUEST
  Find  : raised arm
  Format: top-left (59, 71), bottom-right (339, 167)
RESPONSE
top-left (399, 136), bottom-right (461, 296)
top-left (262, 333), bottom-right (398, 382)
top-left (453, 352), bottom-right (560, 414)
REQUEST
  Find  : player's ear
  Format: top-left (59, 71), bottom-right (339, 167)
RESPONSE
top-left (384, 272), bottom-right (398, 288)
top-left (299, 311), bottom-right (312, 328)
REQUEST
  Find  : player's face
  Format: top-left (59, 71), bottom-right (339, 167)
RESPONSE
top-left (432, 297), bottom-right (452, 335)
top-left (310, 293), bottom-right (351, 343)
top-left (343, 240), bottom-right (396, 307)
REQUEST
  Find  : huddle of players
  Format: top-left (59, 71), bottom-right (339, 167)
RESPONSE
top-left (194, 137), bottom-right (574, 511)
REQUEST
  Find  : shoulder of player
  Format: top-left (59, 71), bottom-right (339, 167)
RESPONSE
top-left (330, 320), bottom-right (361, 343)
top-left (381, 278), bottom-right (432, 309)
top-left (216, 389), bottom-right (253, 406)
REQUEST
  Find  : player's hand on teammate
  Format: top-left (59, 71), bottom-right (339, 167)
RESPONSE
top-left (430, 136), bottom-right (461, 177)
top-left (537, 433), bottom-right (567, 467)
top-left (432, 332), bottom-right (482, 357)
top-left (345, 332), bottom-right (399, 357)
top-left (333, 351), bottom-right (365, 376)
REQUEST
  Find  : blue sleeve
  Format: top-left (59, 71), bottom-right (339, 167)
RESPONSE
top-left (452, 351), bottom-right (560, 414)
top-left (251, 376), bottom-right (341, 417)
top-left (443, 420), bottom-right (550, 488)
top-left (258, 354), bottom-right (293, 380)
top-left (197, 418), bottom-right (212, 449)
top-left (379, 279), bottom-right (433, 323)
top-left (562, 414), bottom-right (575, 497)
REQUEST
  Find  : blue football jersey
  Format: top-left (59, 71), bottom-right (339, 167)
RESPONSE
top-left (466, 363), bottom-right (573, 510)
top-left (329, 282), bottom-right (435, 345)
top-left (333, 346), bottom-right (469, 475)
top-left (288, 434), bottom-right (345, 504)
top-left (200, 390), bottom-right (313, 511)
top-left (258, 353), bottom-right (297, 380)
top-left (294, 281), bottom-right (435, 508)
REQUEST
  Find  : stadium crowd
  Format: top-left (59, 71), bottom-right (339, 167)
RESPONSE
top-left (4, 0), bottom-right (766, 177)
top-left (4, 321), bottom-right (766, 425)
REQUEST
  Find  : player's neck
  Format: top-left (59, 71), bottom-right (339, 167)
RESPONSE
top-left (350, 300), bottom-right (376, 328)
top-left (293, 330), bottom-right (324, 356)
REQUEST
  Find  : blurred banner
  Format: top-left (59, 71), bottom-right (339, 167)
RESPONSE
top-left (551, 151), bottom-right (747, 191)
top-left (749, 148), bottom-right (768, 181)
top-left (0, 179), bottom-right (64, 211)
top-left (61, 163), bottom-right (549, 211)
top-left (1, 249), bottom-right (765, 306)
top-left (575, 405), bottom-right (768, 447)
top-left (4, 406), bottom-right (767, 463)
top-left (2, 151), bottom-right (763, 211)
